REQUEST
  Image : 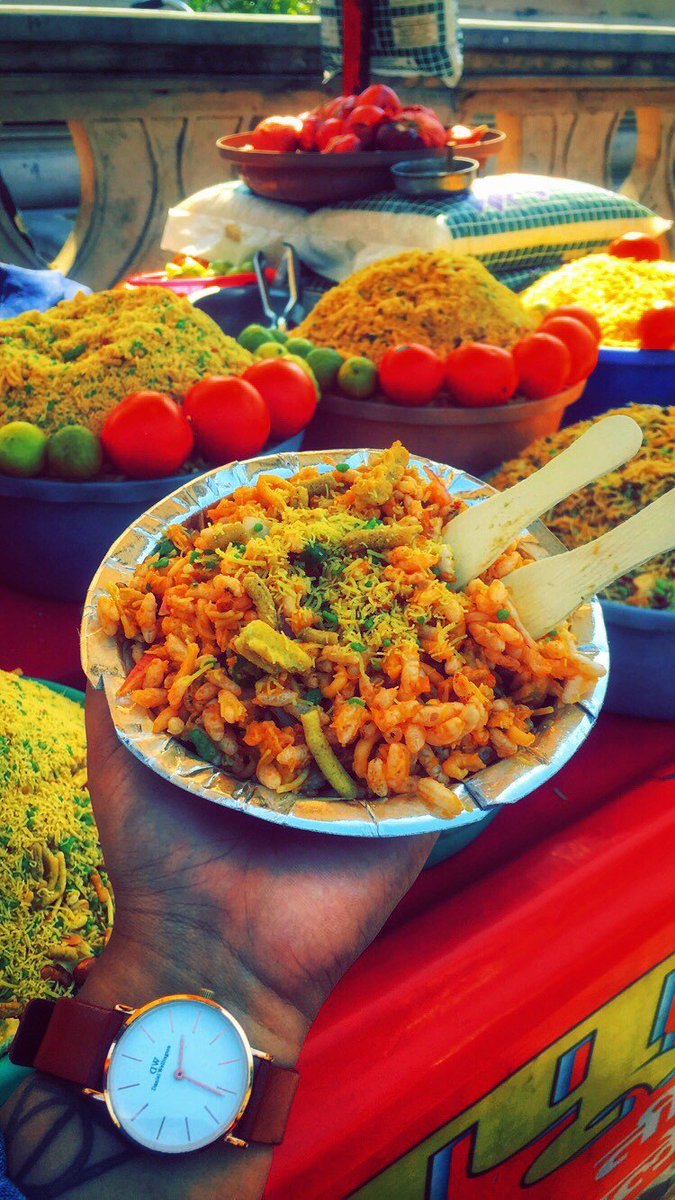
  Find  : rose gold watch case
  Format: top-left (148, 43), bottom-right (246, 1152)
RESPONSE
top-left (97, 993), bottom-right (256, 1152)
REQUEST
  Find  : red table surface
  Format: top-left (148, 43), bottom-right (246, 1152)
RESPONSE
top-left (1, 584), bottom-right (673, 1197)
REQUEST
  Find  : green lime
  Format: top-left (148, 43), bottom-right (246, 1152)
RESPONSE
top-left (269, 328), bottom-right (289, 344)
top-left (285, 337), bottom-right (314, 359)
top-left (47, 424), bottom-right (102, 481)
top-left (229, 260), bottom-right (254, 275)
top-left (307, 347), bottom-right (345, 391)
top-left (238, 324), bottom-right (273, 352)
top-left (337, 356), bottom-right (378, 400)
top-left (285, 354), bottom-right (320, 392)
top-left (255, 341), bottom-right (287, 360)
top-left (210, 259), bottom-right (233, 274)
top-left (0, 421), bottom-right (48, 477)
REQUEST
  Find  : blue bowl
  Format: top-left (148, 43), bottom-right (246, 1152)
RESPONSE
top-left (563, 347), bottom-right (675, 425)
top-left (0, 432), bottom-right (305, 602)
top-left (600, 599), bottom-right (675, 719)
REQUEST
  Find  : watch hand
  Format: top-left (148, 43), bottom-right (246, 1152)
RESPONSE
top-left (174, 1035), bottom-right (186, 1079)
top-left (182, 1074), bottom-right (232, 1097)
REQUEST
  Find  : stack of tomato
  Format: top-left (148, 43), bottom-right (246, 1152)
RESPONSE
top-left (375, 306), bottom-right (601, 408)
top-left (248, 85), bottom-right (461, 156)
top-left (101, 359), bottom-right (318, 480)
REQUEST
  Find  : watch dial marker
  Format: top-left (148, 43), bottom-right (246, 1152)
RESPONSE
top-left (217, 1059), bottom-right (239, 1066)
top-left (209, 1030), bottom-right (225, 1046)
top-left (192, 1012), bottom-right (201, 1035)
top-left (185, 1117), bottom-right (191, 1142)
top-left (118, 1083), bottom-right (140, 1090)
top-left (131, 1103), bottom-right (148, 1122)
top-left (121, 1054), bottom-right (142, 1063)
top-left (157, 1117), bottom-right (166, 1141)
top-left (217, 1086), bottom-right (236, 1094)
top-left (140, 1025), bottom-right (155, 1044)
top-left (169, 1011), bottom-right (174, 1034)
top-left (204, 1105), bottom-right (219, 1125)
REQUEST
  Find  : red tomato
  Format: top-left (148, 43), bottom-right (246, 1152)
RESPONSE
top-left (544, 305), bottom-right (602, 345)
top-left (608, 232), bottom-right (662, 262)
top-left (637, 303), bottom-right (675, 350)
top-left (323, 94), bottom-right (358, 119)
top-left (249, 116), bottom-right (302, 152)
top-left (445, 343), bottom-right (517, 407)
top-left (512, 333), bottom-right (572, 400)
top-left (101, 391), bottom-right (193, 479)
top-left (243, 360), bottom-right (318, 439)
top-left (345, 104), bottom-right (386, 147)
top-left (358, 84), bottom-right (402, 116)
top-left (539, 315), bottom-right (599, 384)
top-left (322, 133), bottom-right (362, 154)
top-left (315, 118), bottom-right (344, 151)
top-left (379, 344), bottom-right (445, 407)
top-left (299, 114), bottom-right (321, 151)
top-left (184, 377), bottom-right (270, 462)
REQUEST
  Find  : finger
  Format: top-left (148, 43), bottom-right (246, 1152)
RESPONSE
top-left (85, 682), bottom-right (123, 765)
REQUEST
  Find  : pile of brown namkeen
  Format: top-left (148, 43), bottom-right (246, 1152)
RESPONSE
top-left (99, 444), bottom-right (602, 812)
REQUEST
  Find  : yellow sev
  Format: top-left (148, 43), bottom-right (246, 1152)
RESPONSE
top-left (521, 254), bottom-right (675, 347)
top-left (295, 250), bottom-right (536, 364)
top-left (491, 405), bottom-right (674, 608)
top-left (0, 672), bottom-right (113, 1049)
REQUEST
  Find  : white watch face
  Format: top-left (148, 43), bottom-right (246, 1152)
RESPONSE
top-left (105, 997), bottom-right (253, 1153)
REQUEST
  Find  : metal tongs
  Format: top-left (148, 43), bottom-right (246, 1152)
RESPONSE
top-left (253, 242), bottom-right (303, 332)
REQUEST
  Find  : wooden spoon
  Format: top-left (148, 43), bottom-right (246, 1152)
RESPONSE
top-left (502, 486), bottom-right (675, 641)
top-left (444, 414), bottom-right (643, 588)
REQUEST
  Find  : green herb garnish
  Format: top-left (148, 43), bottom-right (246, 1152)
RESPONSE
top-left (497, 608), bottom-right (510, 620)
top-left (348, 697), bottom-right (366, 706)
top-left (350, 641), bottom-right (367, 653)
top-left (187, 728), bottom-right (221, 765)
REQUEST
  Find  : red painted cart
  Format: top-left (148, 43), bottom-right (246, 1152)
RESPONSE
top-left (1, 583), bottom-right (673, 1200)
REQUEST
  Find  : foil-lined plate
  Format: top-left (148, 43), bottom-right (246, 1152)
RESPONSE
top-left (81, 449), bottom-right (609, 839)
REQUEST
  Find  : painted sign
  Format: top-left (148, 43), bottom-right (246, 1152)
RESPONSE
top-left (353, 956), bottom-right (675, 1199)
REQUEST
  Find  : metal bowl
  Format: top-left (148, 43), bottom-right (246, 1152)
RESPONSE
top-left (81, 449), bottom-right (608, 840)
top-left (391, 156), bottom-right (479, 197)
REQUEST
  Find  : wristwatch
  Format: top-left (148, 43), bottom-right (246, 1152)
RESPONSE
top-left (10, 990), bottom-right (299, 1155)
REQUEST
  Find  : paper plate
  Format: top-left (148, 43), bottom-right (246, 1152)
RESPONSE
top-left (81, 449), bottom-right (609, 839)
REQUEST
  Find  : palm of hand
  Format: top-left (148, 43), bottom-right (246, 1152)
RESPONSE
top-left (86, 688), bottom-right (435, 1032)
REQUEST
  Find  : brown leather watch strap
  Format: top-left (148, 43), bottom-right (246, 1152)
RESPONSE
top-left (10, 997), bottom-right (127, 1090)
top-left (236, 1057), bottom-right (300, 1145)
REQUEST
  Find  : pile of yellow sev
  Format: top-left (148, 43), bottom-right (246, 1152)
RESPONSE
top-left (0, 286), bottom-right (253, 435)
top-left (491, 405), bottom-right (674, 609)
top-left (521, 254), bottom-right (675, 347)
top-left (295, 250), bottom-right (535, 364)
top-left (0, 673), bottom-right (113, 1052)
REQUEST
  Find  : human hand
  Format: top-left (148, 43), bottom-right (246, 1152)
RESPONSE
top-left (83, 686), bottom-right (436, 1064)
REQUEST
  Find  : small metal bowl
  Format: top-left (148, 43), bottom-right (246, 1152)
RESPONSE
top-left (391, 155), bottom-right (479, 197)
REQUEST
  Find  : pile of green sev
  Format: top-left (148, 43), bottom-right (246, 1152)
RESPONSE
top-left (0, 672), bottom-right (113, 1052)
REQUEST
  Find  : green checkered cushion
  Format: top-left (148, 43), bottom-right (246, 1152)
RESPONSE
top-left (319, 0), bottom-right (462, 87)
top-left (308, 174), bottom-right (671, 277)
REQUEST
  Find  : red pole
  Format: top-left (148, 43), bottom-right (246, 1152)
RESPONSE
top-left (342, 0), bottom-right (372, 95)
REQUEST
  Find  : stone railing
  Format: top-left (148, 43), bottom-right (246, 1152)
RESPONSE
top-left (1, 6), bottom-right (673, 288)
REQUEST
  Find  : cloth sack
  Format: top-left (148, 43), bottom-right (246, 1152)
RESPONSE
top-left (0, 263), bottom-right (89, 318)
top-left (319, 0), bottom-right (462, 88)
top-left (162, 174), bottom-right (671, 289)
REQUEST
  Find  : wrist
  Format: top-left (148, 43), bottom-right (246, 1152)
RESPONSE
top-left (79, 927), bottom-right (310, 1069)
